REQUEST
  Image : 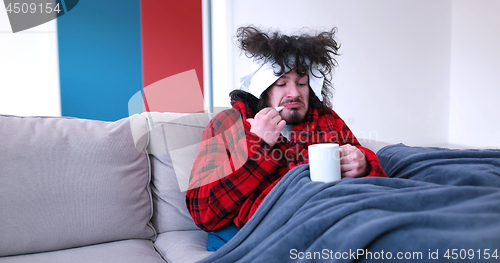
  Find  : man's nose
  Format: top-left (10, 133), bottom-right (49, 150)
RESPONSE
top-left (286, 84), bottom-right (300, 98)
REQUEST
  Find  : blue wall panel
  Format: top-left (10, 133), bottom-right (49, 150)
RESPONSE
top-left (57, 0), bottom-right (142, 121)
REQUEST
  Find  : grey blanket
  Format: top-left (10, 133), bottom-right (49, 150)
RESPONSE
top-left (200, 144), bottom-right (500, 262)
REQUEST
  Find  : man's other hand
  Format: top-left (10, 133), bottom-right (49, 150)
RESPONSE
top-left (339, 144), bottom-right (368, 178)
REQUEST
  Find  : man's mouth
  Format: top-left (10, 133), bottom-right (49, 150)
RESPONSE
top-left (282, 102), bottom-right (303, 109)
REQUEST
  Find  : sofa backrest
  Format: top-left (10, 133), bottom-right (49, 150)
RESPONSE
top-left (144, 112), bottom-right (212, 233)
top-left (0, 114), bottom-right (156, 257)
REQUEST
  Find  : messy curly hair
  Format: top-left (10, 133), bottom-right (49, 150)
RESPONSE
top-left (230, 26), bottom-right (341, 113)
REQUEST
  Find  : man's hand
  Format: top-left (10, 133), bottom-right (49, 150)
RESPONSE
top-left (246, 107), bottom-right (286, 147)
top-left (339, 144), bottom-right (368, 178)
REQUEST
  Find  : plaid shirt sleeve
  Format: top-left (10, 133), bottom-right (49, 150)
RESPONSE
top-left (185, 109), bottom-right (284, 232)
top-left (327, 109), bottom-right (387, 178)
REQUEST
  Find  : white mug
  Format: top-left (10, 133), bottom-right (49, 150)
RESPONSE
top-left (308, 143), bottom-right (341, 182)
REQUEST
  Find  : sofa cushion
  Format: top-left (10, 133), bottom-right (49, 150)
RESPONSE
top-left (0, 239), bottom-right (165, 263)
top-left (359, 139), bottom-right (392, 154)
top-left (0, 114), bottom-right (155, 257)
top-left (154, 230), bottom-right (213, 263)
top-left (145, 112), bottom-right (212, 233)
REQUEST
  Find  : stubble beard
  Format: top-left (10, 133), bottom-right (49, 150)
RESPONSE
top-left (282, 109), bottom-right (305, 125)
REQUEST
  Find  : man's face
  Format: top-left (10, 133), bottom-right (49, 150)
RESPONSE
top-left (267, 68), bottom-right (310, 125)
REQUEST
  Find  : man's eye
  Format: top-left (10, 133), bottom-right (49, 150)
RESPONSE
top-left (276, 83), bottom-right (286, 87)
top-left (298, 83), bottom-right (307, 86)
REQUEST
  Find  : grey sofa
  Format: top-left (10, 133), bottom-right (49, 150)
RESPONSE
top-left (0, 112), bottom-right (214, 263)
top-left (0, 111), bottom-right (389, 263)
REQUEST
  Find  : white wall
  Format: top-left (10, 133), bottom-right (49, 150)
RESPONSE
top-left (211, 0), bottom-right (234, 109)
top-left (0, 5), bottom-right (60, 117)
top-left (213, 0), bottom-right (452, 146)
top-left (449, 0), bottom-right (500, 148)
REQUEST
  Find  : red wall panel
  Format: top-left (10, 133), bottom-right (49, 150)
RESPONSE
top-left (141, 0), bottom-right (204, 112)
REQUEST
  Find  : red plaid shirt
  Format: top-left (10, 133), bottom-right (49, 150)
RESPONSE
top-left (186, 100), bottom-right (387, 232)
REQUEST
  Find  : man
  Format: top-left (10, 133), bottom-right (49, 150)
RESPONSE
top-left (186, 26), bottom-right (387, 238)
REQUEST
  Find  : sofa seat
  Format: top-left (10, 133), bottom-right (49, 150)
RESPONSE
top-left (154, 231), bottom-right (213, 263)
top-left (0, 240), bottom-right (164, 263)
